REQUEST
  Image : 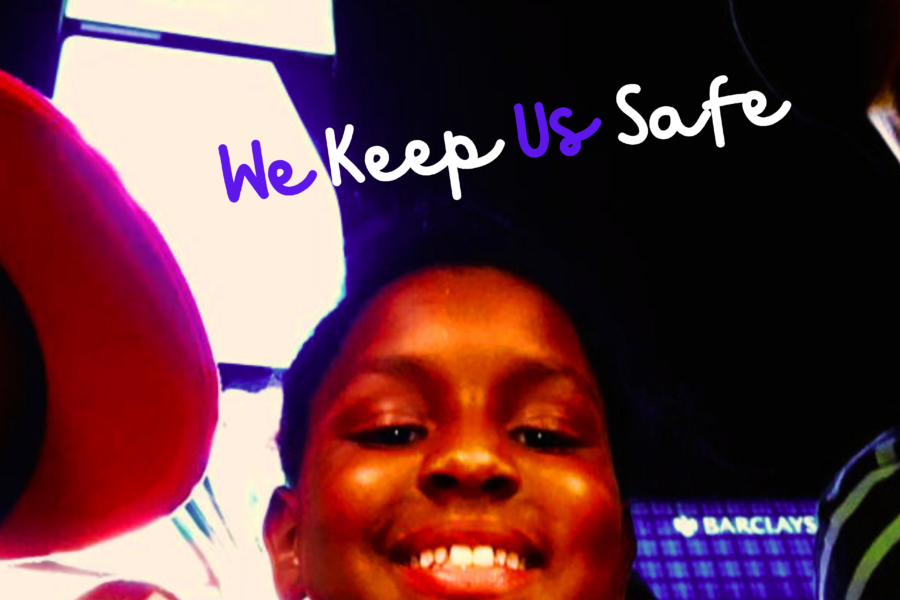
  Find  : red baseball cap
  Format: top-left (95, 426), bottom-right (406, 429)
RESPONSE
top-left (0, 69), bottom-right (218, 558)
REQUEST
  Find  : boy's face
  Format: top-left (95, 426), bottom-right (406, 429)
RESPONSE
top-left (266, 267), bottom-right (634, 600)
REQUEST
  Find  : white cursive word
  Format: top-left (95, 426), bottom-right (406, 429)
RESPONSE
top-left (617, 75), bottom-right (791, 147)
top-left (325, 125), bottom-right (505, 200)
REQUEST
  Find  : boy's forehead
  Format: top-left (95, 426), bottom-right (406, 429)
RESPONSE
top-left (319, 266), bottom-right (596, 395)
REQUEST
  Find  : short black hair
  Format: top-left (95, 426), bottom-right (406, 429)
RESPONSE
top-left (277, 201), bottom-right (649, 493)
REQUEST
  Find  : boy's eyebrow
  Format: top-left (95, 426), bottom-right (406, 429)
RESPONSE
top-left (498, 359), bottom-right (602, 408)
top-left (346, 355), bottom-right (444, 393)
top-left (347, 355), bottom-right (600, 406)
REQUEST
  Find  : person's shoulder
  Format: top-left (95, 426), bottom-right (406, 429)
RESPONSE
top-left (816, 426), bottom-right (900, 600)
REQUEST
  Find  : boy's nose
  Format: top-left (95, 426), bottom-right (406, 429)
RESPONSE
top-left (417, 431), bottom-right (521, 502)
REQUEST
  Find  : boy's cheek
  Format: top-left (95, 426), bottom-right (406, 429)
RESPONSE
top-left (522, 451), bottom-right (621, 510)
top-left (523, 458), bottom-right (626, 569)
top-left (307, 445), bottom-right (420, 524)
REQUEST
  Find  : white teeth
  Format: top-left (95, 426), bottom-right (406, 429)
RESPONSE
top-left (420, 549), bottom-right (434, 568)
top-left (450, 545), bottom-right (473, 567)
top-left (409, 546), bottom-right (528, 570)
top-left (473, 546), bottom-right (494, 567)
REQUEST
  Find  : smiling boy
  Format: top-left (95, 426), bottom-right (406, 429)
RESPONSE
top-left (264, 205), bottom-right (647, 600)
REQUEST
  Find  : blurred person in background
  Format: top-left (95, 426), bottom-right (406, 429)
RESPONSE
top-left (815, 426), bottom-right (899, 600)
top-left (0, 68), bottom-right (217, 560)
top-left (730, 0), bottom-right (900, 164)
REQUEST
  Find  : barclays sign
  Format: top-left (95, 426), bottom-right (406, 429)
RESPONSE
top-left (673, 514), bottom-right (817, 538)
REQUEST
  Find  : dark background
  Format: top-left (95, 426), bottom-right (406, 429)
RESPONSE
top-left (2, 1), bottom-right (896, 498)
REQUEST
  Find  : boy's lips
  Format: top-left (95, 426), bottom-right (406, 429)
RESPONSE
top-left (397, 561), bottom-right (536, 597)
top-left (386, 523), bottom-right (547, 597)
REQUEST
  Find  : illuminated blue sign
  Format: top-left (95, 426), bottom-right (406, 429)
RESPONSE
top-left (631, 500), bottom-right (817, 600)
top-left (673, 515), bottom-right (817, 538)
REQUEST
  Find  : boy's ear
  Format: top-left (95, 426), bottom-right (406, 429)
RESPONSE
top-left (264, 486), bottom-right (305, 600)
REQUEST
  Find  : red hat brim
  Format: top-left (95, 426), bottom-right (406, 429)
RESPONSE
top-left (0, 70), bottom-right (218, 558)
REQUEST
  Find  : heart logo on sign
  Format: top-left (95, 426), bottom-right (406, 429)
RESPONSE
top-left (673, 515), bottom-right (699, 538)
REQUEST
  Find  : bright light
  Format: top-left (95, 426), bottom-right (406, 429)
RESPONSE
top-left (0, 387), bottom-right (286, 600)
top-left (65, 0), bottom-right (335, 55)
top-left (0, 567), bottom-right (107, 600)
top-left (172, 387), bottom-right (285, 600)
top-left (203, 387), bottom-right (285, 559)
top-left (53, 36), bottom-right (345, 368)
top-left (0, 520), bottom-right (220, 600)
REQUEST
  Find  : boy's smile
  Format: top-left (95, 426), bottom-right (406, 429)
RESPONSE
top-left (266, 267), bottom-right (634, 600)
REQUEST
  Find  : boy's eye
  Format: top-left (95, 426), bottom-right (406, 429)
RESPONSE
top-left (511, 427), bottom-right (582, 452)
top-left (351, 425), bottom-right (428, 447)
